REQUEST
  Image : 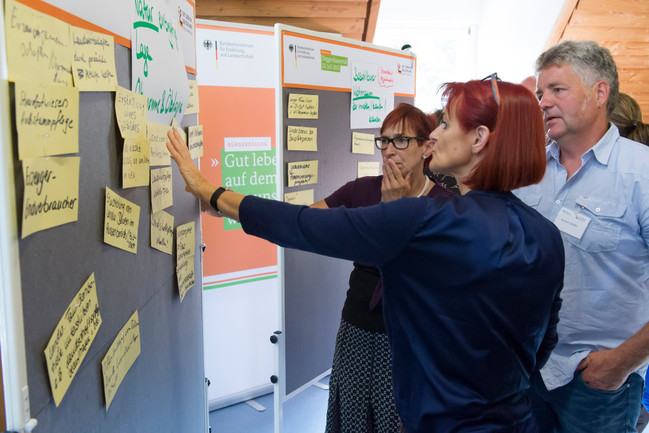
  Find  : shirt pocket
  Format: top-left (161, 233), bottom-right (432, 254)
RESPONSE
top-left (564, 195), bottom-right (625, 253)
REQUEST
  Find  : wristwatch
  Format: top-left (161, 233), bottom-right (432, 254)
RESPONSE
top-left (209, 186), bottom-right (229, 214)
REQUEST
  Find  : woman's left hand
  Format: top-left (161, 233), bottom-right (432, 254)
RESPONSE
top-left (381, 159), bottom-right (410, 202)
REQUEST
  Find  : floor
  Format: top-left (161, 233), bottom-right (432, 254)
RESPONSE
top-left (208, 376), bottom-right (330, 433)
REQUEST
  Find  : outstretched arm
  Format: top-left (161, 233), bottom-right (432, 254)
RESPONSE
top-left (166, 128), bottom-right (244, 220)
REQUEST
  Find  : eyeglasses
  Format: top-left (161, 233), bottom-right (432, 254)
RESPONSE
top-left (481, 72), bottom-right (501, 105)
top-left (375, 136), bottom-right (428, 150)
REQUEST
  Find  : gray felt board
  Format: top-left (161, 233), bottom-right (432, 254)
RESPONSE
top-left (282, 87), bottom-right (412, 395)
top-left (11, 43), bottom-right (205, 432)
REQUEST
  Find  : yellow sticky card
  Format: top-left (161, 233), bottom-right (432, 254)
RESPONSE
top-left (104, 187), bottom-right (140, 253)
top-left (122, 135), bottom-right (150, 188)
top-left (5, 0), bottom-right (72, 86)
top-left (115, 86), bottom-right (147, 138)
top-left (176, 256), bottom-right (195, 303)
top-left (101, 310), bottom-right (141, 410)
top-left (284, 189), bottom-right (314, 205)
top-left (45, 273), bottom-right (102, 407)
top-left (150, 167), bottom-right (173, 213)
top-left (15, 82), bottom-right (79, 159)
top-left (171, 117), bottom-right (186, 144)
top-left (287, 126), bottom-right (317, 151)
top-left (287, 160), bottom-right (318, 187)
top-left (70, 26), bottom-right (118, 92)
top-left (287, 94), bottom-right (318, 119)
top-left (358, 161), bottom-right (380, 178)
top-left (151, 210), bottom-right (174, 255)
top-left (147, 122), bottom-right (171, 166)
top-left (176, 221), bottom-right (195, 302)
top-left (176, 221), bottom-right (195, 263)
top-left (188, 125), bottom-right (204, 159)
top-left (352, 132), bottom-right (376, 155)
top-left (185, 79), bottom-right (199, 115)
top-left (22, 156), bottom-right (80, 238)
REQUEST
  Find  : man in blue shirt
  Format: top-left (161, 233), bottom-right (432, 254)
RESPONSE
top-left (515, 40), bottom-right (649, 432)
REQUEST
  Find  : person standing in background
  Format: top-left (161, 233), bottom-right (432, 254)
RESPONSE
top-left (611, 92), bottom-right (649, 146)
top-left (516, 39), bottom-right (649, 433)
top-left (310, 103), bottom-right (456, 433)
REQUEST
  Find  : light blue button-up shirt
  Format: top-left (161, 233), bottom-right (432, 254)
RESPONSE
top-left (515, 125), bottom-right (649, 390)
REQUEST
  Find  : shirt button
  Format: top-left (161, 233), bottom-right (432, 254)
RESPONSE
top-left (555, 200), bottom-right (561, 205)
top-left (596, 207), bottom-right (601, 212)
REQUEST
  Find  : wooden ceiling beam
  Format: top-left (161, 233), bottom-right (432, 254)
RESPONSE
top-left (197, 1), bottom-right (369, 19)
top-left (363, 0), bottom-right (380, 42)
top-left (198, 16), bottom-right (366, 35)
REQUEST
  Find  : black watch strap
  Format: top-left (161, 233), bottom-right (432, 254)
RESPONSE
top-left (209, 187), bottom-right (228, 214)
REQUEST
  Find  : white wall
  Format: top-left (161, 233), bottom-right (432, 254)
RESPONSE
top-left (374, 0), bottom-right (567, 111)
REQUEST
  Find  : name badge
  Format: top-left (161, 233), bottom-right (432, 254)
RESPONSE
top-left (554, 207), bottom-right (591, 239)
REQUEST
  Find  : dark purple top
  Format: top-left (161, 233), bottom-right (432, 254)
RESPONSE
top-left (324, 175), bottom-right (456, 332)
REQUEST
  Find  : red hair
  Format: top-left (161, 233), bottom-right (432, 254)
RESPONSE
top-left (442, 80), bottom-right (546, 191)
top-left (381, 103), bottom-right (437, 167)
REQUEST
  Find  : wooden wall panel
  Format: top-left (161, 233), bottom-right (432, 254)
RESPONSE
top-left (196, 0), bottom-right (377, 42)
top-left (549, 0), bottom-right (649, 122)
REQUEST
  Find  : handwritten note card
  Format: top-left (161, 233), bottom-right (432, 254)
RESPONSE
top-left (171, 117), bottom-right (187, 145)
top-left (115, 86), bottom-right (147, 138)
top-left (45, 273), bottom-right (102, 407)
top-left (287, 160), bottom-right (318, 187)
top-left (352, 132), bottom-right (376, 155)
top-left (104, 188), bottom-right (140, 254)
top-left (176, 221), bottom-right (195, 302)
top-left (4, 0), bottom-right (72, 86)
top-left (284, 189), bottom-right (314, 206)
top-left (151, 210), bottom-right (174, 255)
top-left (101, 310), bottom-right (140, 410)
top-left (15, 81), bottom-right (79, 159)
top-left (185, 79), bottom-right (199, 115)
top-left (188, 125), bottom-right (204, 159)
top-left (350, 62), bottom-right (394, 129)
top-left (22, 156), bottom-right (80, 238)
top-left (358, 161), bottom-right (380, 178)
top-left (287, 94), bottom-right (319, 119)
top-left (151, 167), bottom-right (173, 213)
top-left (147, 121), bottom-right (171, 166)
top-left (70, 26), bottom-right (117, 92)
top-left (123, 135), bottom-right (150, 188)
top-left (287, 126), bottom-right (317, 151)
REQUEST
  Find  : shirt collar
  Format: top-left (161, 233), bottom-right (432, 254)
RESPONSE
top-left (546, 124), bottom-right (619, 166)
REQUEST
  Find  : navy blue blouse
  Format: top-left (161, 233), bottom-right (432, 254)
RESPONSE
top-left (240, 190), bottom-right (564, 433)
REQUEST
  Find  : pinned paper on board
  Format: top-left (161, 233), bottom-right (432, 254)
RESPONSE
top-left (352, 132), bottom-right (375, 155)
top-left (188, 125), bottom-right (204, 159)
top-left (147, 122), bottom-right (172, 166)
top-left (151, 210), bottom-right (174, 255)
top-left (15, 82), bottom-right (79, 159)
top-left (287, 126), bottom-right (317, 151)
top-left (357, 161), bottom-right (380, 178)
top-left (104, 187), bottom-right (140, 254)
top-left (70, 26), bottom-right (118, 91)
top-left (22, 156), bottom-right (80, 238)
top-left (171, 117), bottom-right (187, 145)
top-left (151, 167), bottom-right (173, 213)
top-left (284, 189), bottom-right (314, 206)
top-left (350, 62), bottom-right (394, 129)
top-left (44, 273), bottom-right (102, 407)
top-left (287, 160), bottom-right (318, 187)
top-left (122, 135), bottom-right (151, 188)
top-left (287, 93), bottom-right (318, 119)
top-left (4, 0), bottom-right (73, 86)
top-left (102, 310), bottom-right (141, 410)
top-left (115, 86), bottom-right (147, 138)
top-left (185, 79), bottom-right (199, 115)
top-left (176, 221), bottom-right (195, 302)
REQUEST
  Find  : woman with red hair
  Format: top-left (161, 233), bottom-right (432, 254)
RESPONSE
top-left (167, 77), bottom-right (564, 433)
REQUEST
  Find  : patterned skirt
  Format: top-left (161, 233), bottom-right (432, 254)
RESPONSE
top-left (325, 318), bottom-right (401, 433)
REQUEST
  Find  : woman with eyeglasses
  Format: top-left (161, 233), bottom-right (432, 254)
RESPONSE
top-left (309, 103), bottom-right (456, 433)
top-left (167, 78), bottom-right (564, 433)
